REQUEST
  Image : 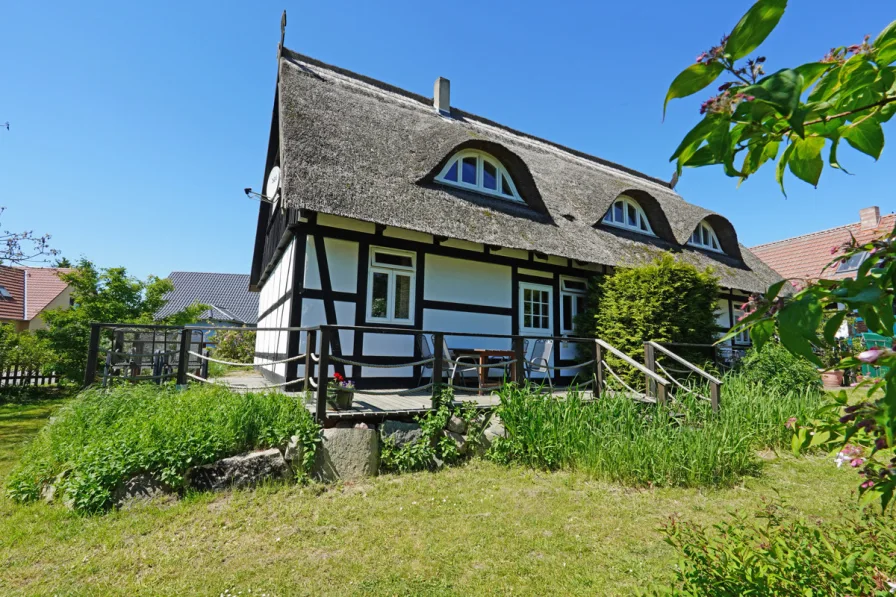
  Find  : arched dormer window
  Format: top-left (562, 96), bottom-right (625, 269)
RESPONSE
top-left (435, 150), bottom-right (522, 203)
top-left (689, 220), bottom-right (723, 252)
top-left (602, 195), bottom-right (654, 235)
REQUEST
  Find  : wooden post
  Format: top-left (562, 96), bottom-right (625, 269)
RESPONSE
top-left (304, 329), bottom-right (317, 392)
top-left (643, 342), bottom-right (656, 400)
top-left (83, 323), bottom-right (102, 387)
top-left (432, 332), bottom-right (444, 409)
top-left (593, 341), bottom-right (604, 396)
top-left (176, 328), bottom-right (191, 387)
top-left (657, 382), bottom-right (667, 406)
top-left (710, 382), bottom-right (721, 413)
top-left (315, 326), bottom-right (331, 425)
top-left (512, 336), bottom-right (526, 385)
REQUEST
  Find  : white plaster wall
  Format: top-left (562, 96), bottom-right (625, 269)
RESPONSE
top-left (423, 309), bottom-right (514, 381)
top-left (324, 238), bottom-right (359, 293)
top-left (362, 333), bottom-right (415, 378)
top-left (425, 255), bottom-right (512, 308)
top-left (255, 238), bottom-right (295, 381)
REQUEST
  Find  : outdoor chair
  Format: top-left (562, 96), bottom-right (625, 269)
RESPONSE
top-left (524, 338), bottom-right (554, 389)
top-left (416, 334), bottom-right (478, 388)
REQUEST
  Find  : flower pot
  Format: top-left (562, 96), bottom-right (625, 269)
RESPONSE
top-left (820, 369), bottom-right (844, 389)
top-left (328, 389), bottom-right (354, 410)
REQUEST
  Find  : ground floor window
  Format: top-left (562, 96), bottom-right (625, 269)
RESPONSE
top-left (731, 307), bottom-right (750, 344)
top-left (367, 247), bottom-right (415, 324)
top-left (520, 282), bottom-right (552, 335)
top-left (560, 276), bottom-right (586, 334)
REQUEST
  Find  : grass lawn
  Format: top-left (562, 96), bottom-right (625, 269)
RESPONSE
top-left (0, 396), bottom-right (860, 597)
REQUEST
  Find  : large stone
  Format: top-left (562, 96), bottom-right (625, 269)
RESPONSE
top-left (185, 448), bottom-right (291, 492)
top-left (283, 435), bottom-right (304, 473)
top-left (112, 473), bottom-right (174, 508)
top-left (443, 430), bottom-right (468, 455)
top-left (381, 420), bottom-right (422, 448)
top-left (313, 427), bottom-right (380, 482)
top-left (446, 415), bottom-right (467, 435)
top-left (40, 470), bottom-right (70, 504)
top-left (483, 422), bottom-right (506, 447)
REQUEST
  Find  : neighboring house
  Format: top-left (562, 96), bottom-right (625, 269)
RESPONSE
top-left (0, 266), bottom-right (73, 331)
top-left (750, 206), bottom-right (894, 290)
top-left (248, 47), bottom-right (782, 386)
top-left (156, 272), bottom-right (259, 328)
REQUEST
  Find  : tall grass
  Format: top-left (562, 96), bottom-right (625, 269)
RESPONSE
top-left (490, 375), bottom-right (825, 488)
top-left (6, 384), bottom-right (319, 513)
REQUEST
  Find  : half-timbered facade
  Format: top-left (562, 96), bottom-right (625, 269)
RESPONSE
top-left (248, 48), bottom-right (782, 387)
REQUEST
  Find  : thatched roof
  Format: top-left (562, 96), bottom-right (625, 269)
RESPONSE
top-left (274, 48), bottom-right (780, 293)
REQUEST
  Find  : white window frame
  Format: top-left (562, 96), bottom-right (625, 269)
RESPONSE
top-left (435, 149), bottom-right (523, 203)
top-left (731, 308), bottom-right (751, 345)
top-left (560, 276), bottom-right (587, 335)
top-left (366, 247), bottom-right (416, 325)
top-left (601, 195), bottom-right (655, 236)
top-left (519, 282), bottom-right (553, 336)
top-left (688, 220), bottom-right (723, 253)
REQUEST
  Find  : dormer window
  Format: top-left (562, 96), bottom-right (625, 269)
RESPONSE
top-left (689, 220), bottom-right (723, 252)
top-left (435, 150), bottom-right (522, 202)
top-left (601, 195), bottom-right (654, 235)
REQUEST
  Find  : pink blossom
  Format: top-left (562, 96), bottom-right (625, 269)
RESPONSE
top-left (861, 479), bottom-right (875, 489)
top-left (858, 347), bottom-right (891, 364)
top-left (850, 457), bottom-right (865, 468)
top-left (830, 246), bottom-right (840, 255)
top-left (785, 417), bottom-right (798, 429)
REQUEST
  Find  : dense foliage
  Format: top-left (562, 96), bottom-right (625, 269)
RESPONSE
top-left (39, 259), bottom-right (206, 382)
top-left (652, 500), bottom-right (896, 596)
top-left (666, 0), bottom-right (896, 510)
top-left (665, 0), bottom-right (896, 194)
top-left (0, 323), bottom-right (55, 372)
top-left (736, 341), bottom-right (821, 395)
top-left (6, 384), bottom-right (320, 513)
top-left (211, 329), bottom-right (257, 364)
top-left (575, 254), bottom-right (719, 387)
top-left (489, 376), bottom-right (822, 487)
top-left (381, 392), bottom-right (485, 473)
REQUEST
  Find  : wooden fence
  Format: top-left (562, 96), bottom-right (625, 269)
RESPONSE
top-left (0, 362), bottom-right (59, 387)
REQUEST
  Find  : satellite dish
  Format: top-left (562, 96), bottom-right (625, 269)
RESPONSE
top-left (265, 165), bottom-right (281, 200)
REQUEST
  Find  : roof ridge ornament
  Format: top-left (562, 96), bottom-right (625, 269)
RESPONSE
top-left (280, 10), bottom-right (287, 51)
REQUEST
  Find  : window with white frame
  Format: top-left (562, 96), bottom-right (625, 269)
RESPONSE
top-left (689, 220), bottom-right (723, 252)
top-left (435, 150), bottom-right (523, 202)
top-left (560, 277), bottom-right (587, 334)
top-left (601, 195), bottom-right (654, 235)
top-left (367, 247), bottom-right (416, 324)
top-left (731, 308), bottom-right (751, 344)
top-left (520, 282), bottom-right (553, 335)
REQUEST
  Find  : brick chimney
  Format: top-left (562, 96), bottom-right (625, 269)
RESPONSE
top-left (434, 77), bottom-right (450, 115)
top-left (860, 206), bottom-right (880, 230)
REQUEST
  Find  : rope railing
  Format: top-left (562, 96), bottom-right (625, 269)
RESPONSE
top-left (655, 361), bottom-right (710, 402)
top-left (107, 349), bottom-right (180, 359)
top-left (308, 377), bottom-right (318, 389)
top-left (336, 383), bottom-right (435, 396)
top-left (445, 358), bottom-right (517, 369)
top-left (188, 351), bottom-right (307, 367)
top-left (329, 355), bottom-right (435, 369)
top-left (602, 360), bottom-right (644, 397)
top-left (522, 359), bottom-right (595, 372)
top-left (186, 372), bottom-right (308, 390)
top-left (310, 353), bottom-right (320, 363)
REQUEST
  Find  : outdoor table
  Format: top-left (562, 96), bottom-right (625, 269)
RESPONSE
top-left (455, 348), bottom-right (516, 394)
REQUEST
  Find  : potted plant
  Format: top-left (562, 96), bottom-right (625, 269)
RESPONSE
top-left (818, 338), bottom-right (846, 388)
top-left (328, 372), bottom-right (355, 410)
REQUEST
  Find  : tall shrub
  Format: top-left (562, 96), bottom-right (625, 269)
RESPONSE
top-left (576, 254), bottom-right (719, 388)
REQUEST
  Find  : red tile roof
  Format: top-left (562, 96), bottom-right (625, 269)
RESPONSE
top-left (22, 267), bottom-right (72, 320)
top-left (751, 211), bottom-right (896, 289)
top-left (0, 267), bottom-right (25, 320)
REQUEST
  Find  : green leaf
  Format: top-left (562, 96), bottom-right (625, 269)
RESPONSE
top-left (874, 20), bottom-right (896, 48)
top-left (793, 62), bottom-right (832, 91)
top-left (808, 70), bottom-right (841, 102)
top-left (777, 295), bottom-right (823, 366)
top-left (664, 62), bottom-right (725, 118)
top-left (822, 310), bottom-right (847, 344)
top-left (876, 41), bottom-right (896, 67)
top-left (745, 69), bottom-right (803, 117)
top-left (751, 318), bottom-right (775, 352)
top-left (670, 116), bottom-right (718, 162)
top-left (775, 142), bottom-right (795, 196)
top-left (842, 118), bottom-right (885, 159)
top-left (788, 136), bottom-right (825, 187)
top-left (829, 135), bottom-right (851, 174)
top-left (766, 279), bottom-right (787, 301)
top-left (724, 0), bottom-right (788, 61)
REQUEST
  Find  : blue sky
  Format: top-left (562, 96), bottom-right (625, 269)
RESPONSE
top-left (1, 0), bottom-right (893, 280)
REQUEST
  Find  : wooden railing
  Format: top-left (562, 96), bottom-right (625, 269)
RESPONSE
top-left (644, 341), bottom-right (722, 412)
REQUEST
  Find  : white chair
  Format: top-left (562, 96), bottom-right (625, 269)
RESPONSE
top-left (416, 334), bottom-right (478, 387)
top-left (524, 338), bottom-right (554, 389)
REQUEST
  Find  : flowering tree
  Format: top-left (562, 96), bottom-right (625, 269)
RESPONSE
top-left (665, 0), bottom-right (896, 509)
top-left (0, 207), bottom-right (57, 265)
